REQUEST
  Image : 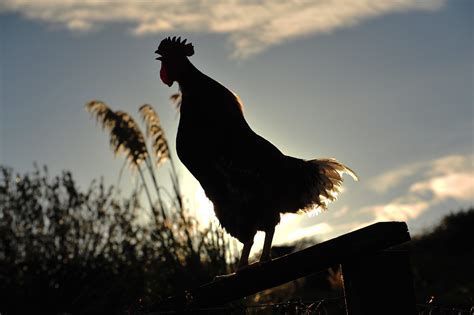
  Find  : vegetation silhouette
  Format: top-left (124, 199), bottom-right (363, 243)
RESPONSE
top-left (0, 98), bottom-right (471, 313)
top-left (1, 161), bottom-right (471, 314)
top-left (404, 208), bottom-right (474, 309)
top-left (0, 101), bottom-right (236, 314)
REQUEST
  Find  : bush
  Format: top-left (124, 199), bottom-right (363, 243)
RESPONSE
top-left (0, 164), bottom-right (234, 314)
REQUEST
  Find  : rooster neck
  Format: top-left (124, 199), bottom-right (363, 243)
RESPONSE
top-left (177, 62), bottom-right (207, 94)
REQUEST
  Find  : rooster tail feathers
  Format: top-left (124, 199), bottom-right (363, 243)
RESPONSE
top-left (311, 158), bottom-right (358, 182)
top-left (280, 157), bottom-right (357, 214)
top-left (310, 158), bottom-right (358, 209)
top-left (287, 158), bottom-right (358, 214)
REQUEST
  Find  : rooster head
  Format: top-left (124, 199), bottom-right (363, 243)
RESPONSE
top-left (155, 36), bottom-right (194, 87)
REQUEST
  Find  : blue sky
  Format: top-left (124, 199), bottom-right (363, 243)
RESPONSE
top-left (1, 0), bottom-right (472, 249)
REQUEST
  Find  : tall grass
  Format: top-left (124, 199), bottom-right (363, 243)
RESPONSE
top-left (86, 100), bottom-right (236, 278)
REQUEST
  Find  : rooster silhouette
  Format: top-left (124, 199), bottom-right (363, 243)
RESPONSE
top-left (155, 37), bottom-right (358, 272)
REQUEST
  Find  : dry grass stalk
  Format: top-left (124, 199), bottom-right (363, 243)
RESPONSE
top-left (86, 101), bottom-right (148, 169)
top-left (138, 104), bottom-right (170, 167)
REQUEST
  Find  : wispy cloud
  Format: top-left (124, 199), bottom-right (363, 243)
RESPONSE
top-left (410, 172), bottom-right (473, 201)
top-left (331, 205), bottom-right (349, 219)
top-left (369, 161), bottom-right (424, 193)
top-left (364, 153), bottom-right (473, 223)
top-left (285, 222), bottom-right (333, 243)
top-left (428, 154), bottom-right (473, 176)
top-left (362, 198), bottom-right (430, 222)
top-left (1, 0), bottom-right (445, 58)
top-left (369, 154), bottom-right (473, 195)
top-left (271, 212), bottom-right (334, 245)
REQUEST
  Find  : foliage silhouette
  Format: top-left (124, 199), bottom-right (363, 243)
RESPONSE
top-left (86, 100), bottom-right (235, 272)
top-left (0, 164), bottom-right (234, 314)
top-left (0, 99), bottom-right (470, 313)
top-left (1, 163), bottom-right (471, 313)
top-left (405, 208), bottom-right (474, 309)
top-left (0, 101), bottom-right (236, 314)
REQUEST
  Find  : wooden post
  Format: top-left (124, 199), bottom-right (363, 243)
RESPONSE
top-left (342, 250), bottom-right (416, 315)
top-left (150, 222), bottom-right (411, 312)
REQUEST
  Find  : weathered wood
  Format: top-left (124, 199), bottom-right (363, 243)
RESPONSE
top-left (152, 221), bottom-right (410, 311)
top-left (342, 250), bottom-right (416, 315)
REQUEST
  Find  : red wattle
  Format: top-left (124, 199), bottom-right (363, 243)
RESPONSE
top-left (160, 66), bottom-right (172, 87)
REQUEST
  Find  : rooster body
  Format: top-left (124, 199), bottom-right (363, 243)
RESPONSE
top-left (156, 37), bottom-right (357, 269)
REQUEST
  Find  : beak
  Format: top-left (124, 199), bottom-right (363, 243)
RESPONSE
top-left (155, 49), bottom-right (162, 60)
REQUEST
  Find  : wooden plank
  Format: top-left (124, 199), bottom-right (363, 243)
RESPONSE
top-left (151, 221), bottom-right (410, 311)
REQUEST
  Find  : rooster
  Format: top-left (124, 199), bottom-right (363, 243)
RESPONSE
top-left (155, 37), bottom-right (357, 271)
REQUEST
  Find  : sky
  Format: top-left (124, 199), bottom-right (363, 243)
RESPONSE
top-left (1, 0), bottom-right (473, 253)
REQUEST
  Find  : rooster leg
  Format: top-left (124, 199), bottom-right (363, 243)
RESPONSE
top-left (237, 239), bottom-right (254, 270)
top-left (259, 227), bottom-right (275, 262)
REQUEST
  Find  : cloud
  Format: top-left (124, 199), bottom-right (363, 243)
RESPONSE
top-left (410, 172), bottom-right (473, 201)
top-left (363, 198), bottom-right (430, 222)
top-left (369, 154), bottom-right (473, 194)
top-left (1, 0), bottom-right (445, 58)
top-left (364, 153), bottom-right (473, 223)
top-left (331, 205), bottom-right (349, 218)
top-left (428, 154), bottom-right (473, 176)
top-left (285, 222), bottom-right (333, 243)
top-left (369, 161), bottom-right (424, 193)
